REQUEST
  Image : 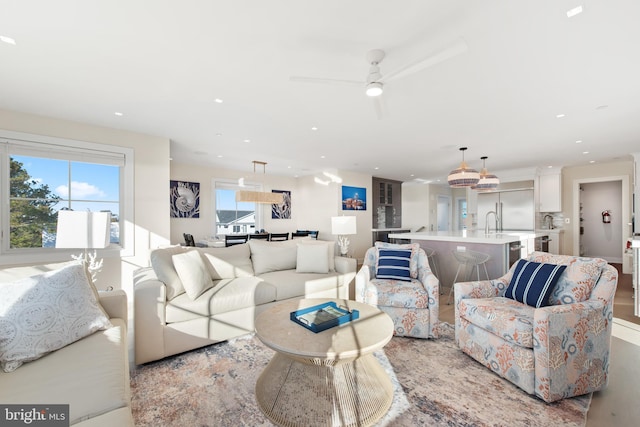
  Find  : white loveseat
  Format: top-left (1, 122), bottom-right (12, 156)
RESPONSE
top-left (134, 239), bottom-right (357, 364)
top-left (0, 262), bottom-right (133, 426)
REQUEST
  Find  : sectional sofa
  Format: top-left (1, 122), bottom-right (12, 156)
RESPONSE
top-left (134, 239), bottom-right (357, 364)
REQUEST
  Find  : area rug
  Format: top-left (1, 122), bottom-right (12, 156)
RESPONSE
top-left (130, 323), bottom-right (591, 426)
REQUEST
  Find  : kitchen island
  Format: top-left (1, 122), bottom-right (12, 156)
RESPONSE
top-left (388, 230), bottom-right (549, 295)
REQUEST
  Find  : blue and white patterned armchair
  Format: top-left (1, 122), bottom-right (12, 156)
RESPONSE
top-left (454, 251), bottom-right (618, 402)
top-left (355, 242), bottom-right (439, 339)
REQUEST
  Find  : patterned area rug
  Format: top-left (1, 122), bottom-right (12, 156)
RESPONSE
top-left (130, 323), bottom-right (591, 426)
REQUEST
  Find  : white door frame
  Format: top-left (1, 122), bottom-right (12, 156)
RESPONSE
top-left (572, 175), bottom-right (630, 257)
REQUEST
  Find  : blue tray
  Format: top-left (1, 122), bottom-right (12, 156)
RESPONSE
top-left (290, 301), bottom-right (359, 333)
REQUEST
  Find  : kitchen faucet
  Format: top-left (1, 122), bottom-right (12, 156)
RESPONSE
top-left (485, 210), bottom-right (501, 234)
top-left (543, 214), bottom-right (554, 229)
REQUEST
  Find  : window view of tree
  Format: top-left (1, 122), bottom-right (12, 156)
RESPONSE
top-left (9, 158), bottom-right (60, 248)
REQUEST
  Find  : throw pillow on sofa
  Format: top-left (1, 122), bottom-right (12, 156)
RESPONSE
top-left (249, 239), bottom-right (298, 275)
top-left (296, 243), bottom-right (329, 273)
top-left (0, 263), bottom-right (112, 372)
top-left (296, 239), bottom-right (336, 271)
top-left (199, 243), bottom-right (254, 279)
top-left (150, 245), bottom-right (187, 299)
top-left (172, 250), bottom-right (214, 300)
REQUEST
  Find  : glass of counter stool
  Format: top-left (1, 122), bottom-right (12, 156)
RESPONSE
top-left (448, 249), bottom-right (490, 305)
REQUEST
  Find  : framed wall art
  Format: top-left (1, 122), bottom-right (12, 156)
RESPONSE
top-left (272, 190), bottom-right (291, 219)
top-left (342, 185), bottom-right (366, 210)
top-left (170, 180), bottom-right (200, 218)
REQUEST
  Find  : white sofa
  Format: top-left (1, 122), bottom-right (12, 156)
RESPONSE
top-left (134, 239), bottom-right (357, 364)
top-left (0, 262), bottom-right (133, 426)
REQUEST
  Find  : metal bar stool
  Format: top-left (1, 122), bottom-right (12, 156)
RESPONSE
top-left (448, 249), bottom-right (490, 304)
top-left (423, 247), bottom-right (440, 284)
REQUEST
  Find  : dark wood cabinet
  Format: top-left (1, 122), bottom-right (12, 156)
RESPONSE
top-left (372, 177), bottom-right (402, 229)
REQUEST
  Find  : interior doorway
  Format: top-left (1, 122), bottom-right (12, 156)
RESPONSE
top-left (456, 197), bottom-right (467, 230)
top-left (573, 176), bottom-right (630, 262)
top-left (437, 195), bottom-right (451, 231)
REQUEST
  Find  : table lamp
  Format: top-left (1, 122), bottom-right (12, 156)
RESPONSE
top-left (56, 210), bottom-right (111, 282)
top-left (331, 216), bottom-right (357, 256)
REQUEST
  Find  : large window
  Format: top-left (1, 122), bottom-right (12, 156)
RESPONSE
top-left (213, 181), bottom-right (261, 237)
top-left (1, 131), bottom-right (133, 263)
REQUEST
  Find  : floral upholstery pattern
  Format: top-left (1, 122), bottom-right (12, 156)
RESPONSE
top-left (454, 251), bottom-right (618, 403)
top-left (356, 245), bottom-right (439, 339)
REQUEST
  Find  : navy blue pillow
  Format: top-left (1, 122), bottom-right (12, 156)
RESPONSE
top-left (505, 259), bottom-right (567, 308)
top-left (376, 249), bottom-right (412, 282)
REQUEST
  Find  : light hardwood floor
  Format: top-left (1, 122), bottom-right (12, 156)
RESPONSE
top-left (439, 264), bottom-right (640, 427)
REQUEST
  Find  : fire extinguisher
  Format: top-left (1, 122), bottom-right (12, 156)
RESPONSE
top-left (602, 210), bottom-right (611, 224)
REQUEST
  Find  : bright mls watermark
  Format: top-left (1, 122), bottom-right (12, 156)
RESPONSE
top-left (1, 405), bottom-right (69, 426)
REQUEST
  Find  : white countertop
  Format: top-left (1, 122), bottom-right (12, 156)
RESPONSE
top-left (388, 230), bottom-right (550, 245)
top-left (372, 228), bottom-right (411, 232)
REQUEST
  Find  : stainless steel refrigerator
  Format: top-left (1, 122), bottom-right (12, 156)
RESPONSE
top-left (477, 189), bottom-right (535, 231)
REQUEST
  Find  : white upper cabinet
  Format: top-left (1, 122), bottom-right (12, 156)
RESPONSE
top-left (537, 172), bottom-right (562, 212)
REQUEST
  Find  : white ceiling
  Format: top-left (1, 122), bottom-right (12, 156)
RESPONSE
top-left (1, 1), bottom-right (639, 182)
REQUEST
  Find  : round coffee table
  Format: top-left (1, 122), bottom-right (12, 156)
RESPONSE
top-left (254, 298), bottom-right (394, 427)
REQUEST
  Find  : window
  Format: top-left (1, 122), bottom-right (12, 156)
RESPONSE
top-left (213, 180), bottom-right (261, 237)
top-left (1, 131), bottom-right (134, 264)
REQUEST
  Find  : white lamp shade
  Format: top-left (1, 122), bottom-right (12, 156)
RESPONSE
top-left (56, 211), bottom-right (111, 249)
top-left (331, 216), bottom-right (357, 235)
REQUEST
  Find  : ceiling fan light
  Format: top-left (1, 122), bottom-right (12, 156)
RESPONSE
top-left (366, 82), bottom-right (383, 97)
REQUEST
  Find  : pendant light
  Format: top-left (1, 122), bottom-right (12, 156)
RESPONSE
top-left (447, 147), bottom-right (480, 188)
top-left (235, 161), bottom-right (284, 204)
top-left (472, 156), bottom-right (500, 191)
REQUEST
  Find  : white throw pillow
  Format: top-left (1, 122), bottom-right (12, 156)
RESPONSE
top-left (172, 250), bottom-right (213, 300)
top-left (0, 263), bottom-right (113, 372)
top-left (296, 243), bottom-right (330, 273)
top-left (249, 239), bottom-right (298, 275)
top-left (200, 244), bottom-right (254, 279)
top-left (150, 245), bottom-right (187, 300)
top-left (297, 240), bottom-right (336, 272)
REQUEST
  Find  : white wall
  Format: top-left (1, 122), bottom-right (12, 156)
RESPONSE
top-left (171, 163), bottom-right (373, 262)
top-left (401, 182), bottom-right (430, 231)
top-left (581, 181), bottom-right (623, 262)
top-left (562, 160), bottom-right (634, 255)
top-left (0, 108), bottom-right (171, 296)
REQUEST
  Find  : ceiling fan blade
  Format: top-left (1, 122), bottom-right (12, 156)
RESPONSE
top-left (380, 39), bottom-right (469, 83)
top-left (289, 76), bottom-right (363, 87)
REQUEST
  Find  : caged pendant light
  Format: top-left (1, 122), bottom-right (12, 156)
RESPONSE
top-left (447, 147), bottom-right (480, 188)
top-left (235, 161), bottom-right (284, 204)
top-left (472, 156), bottom-right (500, 191)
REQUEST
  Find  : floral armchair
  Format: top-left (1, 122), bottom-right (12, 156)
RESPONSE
top-left (356, 242), bottom-right (439, 339)
top-left (454, 251), bottom-right (618, 403)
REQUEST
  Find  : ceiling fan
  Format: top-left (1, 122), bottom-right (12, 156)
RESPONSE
top-left (289, 39), bottom-right (468, 119)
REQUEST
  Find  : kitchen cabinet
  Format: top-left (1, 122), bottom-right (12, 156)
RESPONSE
top-left (538, 172), bottom-right (562, 212)
top-left (372, 177), bottom-right (402, 229)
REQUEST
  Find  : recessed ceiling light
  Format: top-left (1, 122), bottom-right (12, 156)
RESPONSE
top-left (374, 167), bottom-right (379, 170)
top-left (582, 151), bottom-right (590, 155)
top-left (567, 5), bottom-right (583, 18)
top-left (547, 165), bottom-right (553, 168)
top-left (589, 160), bottom-right (596, 163)
top-left (114, 112), bottom-right (123, 116)
top-left (320, 155), bottom-right (326, 159)
top-left (556, 114), bottom-right (565, 118)
top-left (243, 139), bottom-right (250, 143)
top-left (0, 35), bottom-right (16, 45)
top-left (410, 174), bottom-right (415, 177)
top-left (311, 127), bottom-right (318, 131)
top-left (215, 98), bottom-right (223, 103)
top-left (575, 140), bottom-right (582, 143)
top-left (287, 166), bottom-right (292, 169)
top-left (217, 155), bottom-right (223, 158)
top-left (216, 133), bottom-right (222, 137)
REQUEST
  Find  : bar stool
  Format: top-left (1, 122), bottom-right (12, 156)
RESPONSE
top-left (448, 249), bottom-right (490, 304)
top-left (423, 247), bottom-right (440, 283)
